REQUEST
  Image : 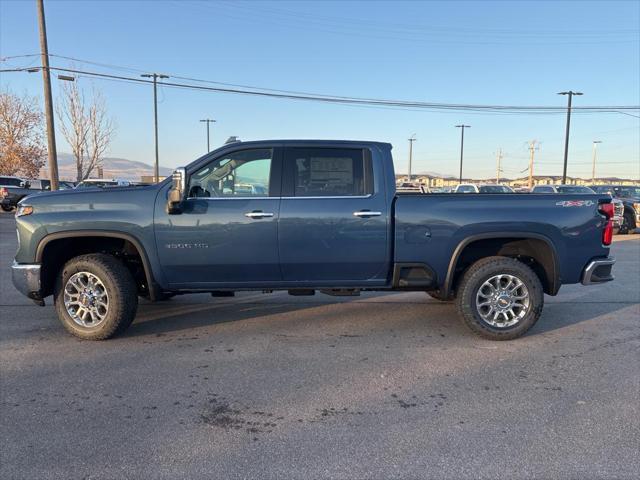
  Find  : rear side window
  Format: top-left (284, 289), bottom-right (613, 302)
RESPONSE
top-left (0, 177), bottom-right (23, 187)
top-left (285, 148), bottom-right (372, 197)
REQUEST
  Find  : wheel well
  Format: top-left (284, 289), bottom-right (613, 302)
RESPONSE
top-left (623, 206), bottom-right (636, 222)
top-left (39, 236), bottom-right (151, 298)
top-left (449, 237), bottom-right (558, 295)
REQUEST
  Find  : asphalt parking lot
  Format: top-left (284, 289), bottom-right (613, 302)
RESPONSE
top-left (1, 211), bottom-right (639, 479)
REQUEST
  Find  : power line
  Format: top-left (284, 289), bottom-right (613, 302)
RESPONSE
top-left (5, 64), bottom-right (639, 116)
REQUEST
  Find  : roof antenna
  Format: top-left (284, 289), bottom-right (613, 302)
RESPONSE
top-left (225, 136), bottom-right (241, 144)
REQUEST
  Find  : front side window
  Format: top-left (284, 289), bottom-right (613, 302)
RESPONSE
top-left (189, 148), bottom-right (272, 198)
top-left (286, 148), bottom-right (371, 197)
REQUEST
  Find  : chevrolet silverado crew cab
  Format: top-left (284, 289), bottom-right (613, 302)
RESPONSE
top-left (12, 140), bottom-right (616, 341)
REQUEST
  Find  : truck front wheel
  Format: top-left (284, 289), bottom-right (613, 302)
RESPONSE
top-left (54, 253), bottom-right (138, 340)
top-left (455, 256), bottom-right (543, 340)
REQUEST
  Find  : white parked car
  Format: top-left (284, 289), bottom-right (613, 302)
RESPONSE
top-left (454, 183), bottom-right (479, 193)
top-left (75, 179), bottom-right (131, 189)
top-left (454, 184), bottom-right (514, 194)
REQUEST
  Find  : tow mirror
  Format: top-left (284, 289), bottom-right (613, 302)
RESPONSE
top-left (167, 167), bottom-right (187, 214)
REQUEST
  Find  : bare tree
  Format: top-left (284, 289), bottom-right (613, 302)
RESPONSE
top-left (0, 90), bottom-right (46, 178)
top-left (86, 90), bottom-right (115, 180)
top-left (56, 81), bottom-right (115, 181)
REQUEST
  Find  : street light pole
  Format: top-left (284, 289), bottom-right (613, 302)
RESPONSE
top-left (199, 118), bottom-right (216, 152)
top-left (141, 73), bottom-right (169, 183)
top-left (591, 140), bottom-right (602, 183)
top-left (558, 90), bottom-right (583, 184)
top-left (455, 125), bottom-right (470, 183)
top-left (36, 0), bottom-right (59, 190)
top-left (407, 134), bottom-right (416, 181)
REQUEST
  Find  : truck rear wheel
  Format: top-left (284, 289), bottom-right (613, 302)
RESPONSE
top-left (54, 253), bottom-right (138, 340)
top-left (455, 256), bottom-right (543, 340)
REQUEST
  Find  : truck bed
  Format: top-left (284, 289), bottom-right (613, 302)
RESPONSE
top-left (394, 193), bottom-right (611, 291)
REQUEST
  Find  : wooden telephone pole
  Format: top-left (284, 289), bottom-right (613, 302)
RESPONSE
top-left (407, 134), bottom-right (416, 181)
top-left (36, 0), bottom-right (59, 190)
top-left (496, 148), bottom-right (503, 184)
top-left (527, 140), bottom-right (540, 189)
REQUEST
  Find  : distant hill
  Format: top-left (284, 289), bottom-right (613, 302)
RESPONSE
top-left (53, 153), bottom-right (174, 181)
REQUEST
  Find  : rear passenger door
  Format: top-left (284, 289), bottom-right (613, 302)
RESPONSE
top-left (278, 146), bottom-right (389, 284)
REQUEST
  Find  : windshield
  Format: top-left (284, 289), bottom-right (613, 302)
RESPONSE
top-left (556, 186), bottom-right (595, 194)
top-left (614, 186), bottom-right (640, 197)
top-left (456, 185), bottom-right (476, 193)
top-left (479, 185), bottom-right (512, 193)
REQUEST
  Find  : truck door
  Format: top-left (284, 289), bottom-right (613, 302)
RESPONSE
top-left (278, 146), bottom-right (389, 285)
top-left (154, 147), bottom-right (282, 287)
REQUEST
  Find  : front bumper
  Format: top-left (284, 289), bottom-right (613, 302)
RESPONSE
top-left (581, 257), bottom-right (615, 285)
top-left (11, 261), bottom-right (44, 304)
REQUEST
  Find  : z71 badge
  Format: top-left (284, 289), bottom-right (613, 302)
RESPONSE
top-left (555, 200), bottom-right (595, 207)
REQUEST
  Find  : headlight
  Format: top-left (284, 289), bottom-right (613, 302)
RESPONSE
top-left (15, 205), bottom-right (33, 217)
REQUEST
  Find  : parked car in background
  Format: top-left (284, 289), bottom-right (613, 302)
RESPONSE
top-left (396, 182), bottom-right (429, 194)
top-left (454, 183), bottom-right (478, 193)
top-left (75, 179), bottom-right (131, 189)
top-left (590, 185), bottom-right (640, 234)
top-left (478, 184), bottom-right (514, 193)
top-left (455, 184), bottom-right (514, 194)
top-left (1, 178), bottom-right (77, 212)
top-left (1, 176), bottom-right (29, 212)
top-left (611, 198), bottom-right (625, 233)
top-left (29, 179), bottom-right (76, 191)
top-left (531, 185), bottom-right (595, 194)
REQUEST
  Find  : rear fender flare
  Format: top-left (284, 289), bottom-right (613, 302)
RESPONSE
top-left (442, 232), bottom-right (560, 297)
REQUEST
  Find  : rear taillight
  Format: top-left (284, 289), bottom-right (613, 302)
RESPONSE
top-left (599, 202), bottom-right (614, 246)
top-left (0, 187), bottom-right (7, 198)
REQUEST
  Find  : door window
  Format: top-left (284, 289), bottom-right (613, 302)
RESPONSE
top-left (189, 149), bottom-right (272, 198)
top-left (285, 148), bottom-right (372, 197)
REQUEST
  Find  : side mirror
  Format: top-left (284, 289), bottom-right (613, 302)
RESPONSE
top-left (167, 167), bottom-right (187, 214)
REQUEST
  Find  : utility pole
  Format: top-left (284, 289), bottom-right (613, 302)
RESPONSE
top-left (455, 125), bottom-right (470, 183)
top-left (141, 73), bottom-right (169, 183)
top-left (407, 134), bottom-right (416, 181)
top-left (199, 118), bottom-right (216, 152)
top-left (558, 90), bottom-right (583, 184)
top-left (496, 148), bottom-right (503, 184)
top-left (591, 140), bottom-right (602, 183)
top-left (36, 0), bottom-right (59, 190)
top-left (527, 140), bottom-right (540, 189)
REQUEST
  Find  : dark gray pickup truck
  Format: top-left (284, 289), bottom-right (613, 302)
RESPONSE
top-left (11, 140), bottom-right (616, 341)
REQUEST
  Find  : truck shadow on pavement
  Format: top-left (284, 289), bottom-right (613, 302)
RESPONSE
top-left (122, 291), bottom-right (632, 340)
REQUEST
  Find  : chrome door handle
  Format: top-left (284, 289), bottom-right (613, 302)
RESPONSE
top-left (353, 211), bottom-right (382, 217)
top-left (244, 211), bottom-right (274, 219)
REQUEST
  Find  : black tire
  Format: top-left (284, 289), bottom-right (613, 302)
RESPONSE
top-left (1, 204), bottom-right (14, 212)
top-left (454, 256), bottom-right (544, 340)
top-left (621, 211), bottom-right (636, 235)
top-left (54, 253), bottom-right (138, 340)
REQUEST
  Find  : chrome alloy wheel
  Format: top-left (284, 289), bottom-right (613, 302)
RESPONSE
top-left (63, 272), bottom-right (109, 327)
top-left (475, 274), bottom-right (530, 328)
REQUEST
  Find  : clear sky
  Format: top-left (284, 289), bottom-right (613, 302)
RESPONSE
top-left (1, 0), bottom-right (639, 180)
